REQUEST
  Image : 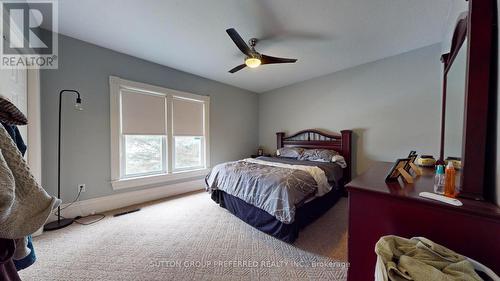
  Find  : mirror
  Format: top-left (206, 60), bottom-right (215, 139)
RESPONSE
top-left (439, 0), bottom-right (495, 201)
top-left (444, 39), bottom-right (467, 161)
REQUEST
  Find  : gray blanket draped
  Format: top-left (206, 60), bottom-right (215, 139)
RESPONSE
top-left (205, 157), bottom-right (342, 224)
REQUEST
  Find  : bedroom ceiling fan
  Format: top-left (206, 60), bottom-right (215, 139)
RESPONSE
top-left (226, 28), bottom-right (297, 73)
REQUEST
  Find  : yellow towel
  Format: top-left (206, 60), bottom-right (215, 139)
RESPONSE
top-left (375, 236), bottom-right (482, 281)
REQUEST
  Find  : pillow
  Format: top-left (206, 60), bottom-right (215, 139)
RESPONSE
top-left (332, 155), bottom-right (347, 168)
top-left (276, 147), bottom-right (304, 159)
top-left (299, 149), bottom-right (339, 162)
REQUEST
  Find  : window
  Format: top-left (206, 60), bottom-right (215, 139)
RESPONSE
top-left (174, 136), bottom-right (203, 170)
top-left (110, 76), bottom-right (210, 189)
top-left (172, 97), bottom-right (205, 171)
top-left (124, 135), bottom-right (165, 176)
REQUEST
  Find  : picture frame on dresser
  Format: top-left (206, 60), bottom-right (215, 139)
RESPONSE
top-left (385, 158), bottom-right (411, 182)
top-left (406, 153), bottom-right (417, 166)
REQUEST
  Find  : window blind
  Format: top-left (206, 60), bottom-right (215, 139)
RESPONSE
top-left (172, 97), bottom-right (204, 136)
top-left (121, 89), bottom-right (166, 135)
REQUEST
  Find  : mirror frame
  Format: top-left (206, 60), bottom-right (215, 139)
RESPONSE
top-left (439, 0), bottom-right (494, 201)
top-left (440, 12), bottom-right (467, 162)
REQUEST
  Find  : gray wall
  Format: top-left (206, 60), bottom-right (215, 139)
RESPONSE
top-left (258, 44), bottom-right (442, 177)
top-left (41, 34), bottom-right (259, 202)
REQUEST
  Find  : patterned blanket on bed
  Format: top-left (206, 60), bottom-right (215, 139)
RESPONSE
top-left (205, 157), bottom-right (338, 224)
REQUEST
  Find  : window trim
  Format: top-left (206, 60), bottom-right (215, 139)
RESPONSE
top-left (110, 76), bottom-right (210, 190)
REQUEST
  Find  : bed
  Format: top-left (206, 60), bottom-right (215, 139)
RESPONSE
top-left (206, 129), bottom-right (352, 243)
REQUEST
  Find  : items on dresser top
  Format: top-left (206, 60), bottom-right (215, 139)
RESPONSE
top-left (346, 161), bottom-right (500, 281)
top-left (419, 192), bottom-right (462, 206)
top-left (445, 157), bottom-right (462, 170)
top-left (405, 152), bottom-right (417, 167)
top-left (385, 158), bottom-right (412, 183)
top-left (416, 155), bottom-right (436, 167)
top-left (433, 165), bottom-right (445, 194)
top-left (385, 152), bottom-right (432, 184)
top-left (444, 161), bottom-right (457, 198)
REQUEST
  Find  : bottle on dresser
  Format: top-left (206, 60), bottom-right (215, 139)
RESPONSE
top-left (444, 162), bottom-right (456, 198)
top-left (434, 165), bottom-right (445, 194)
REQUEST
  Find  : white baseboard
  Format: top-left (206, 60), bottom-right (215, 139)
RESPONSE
top-left (47, 179), bottom-right (205, 223)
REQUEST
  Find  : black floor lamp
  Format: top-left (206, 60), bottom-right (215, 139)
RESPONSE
top-left (44, 90), bottom-right (83, 231)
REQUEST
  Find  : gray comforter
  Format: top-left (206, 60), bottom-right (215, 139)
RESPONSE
top-left (205, 157), bottom-right (343, 224)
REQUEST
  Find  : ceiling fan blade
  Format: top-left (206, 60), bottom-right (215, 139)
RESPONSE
top-left (229, 64), bottom-right (247, 73)
top-left (226, 28), bottom-right (252, 56)
top-left (261, 54), bottom-right (297, 65)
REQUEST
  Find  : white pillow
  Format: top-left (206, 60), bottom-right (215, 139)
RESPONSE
top-left (276, 147), bottom-right (304, 158)
top-left (332, 155), bottom-right (347, 168)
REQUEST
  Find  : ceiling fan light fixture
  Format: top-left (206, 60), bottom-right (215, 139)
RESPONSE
top-left (245, 57), bottom-right (261, 68)
top-left (226, 28), bottom-right (297, 73)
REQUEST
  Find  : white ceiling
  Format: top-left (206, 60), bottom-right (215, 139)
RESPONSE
top-left (53, 0), bottom-right (451, 93)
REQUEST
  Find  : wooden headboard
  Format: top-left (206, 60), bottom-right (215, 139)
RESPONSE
top-left (276, 129), bottom-right (353, 183)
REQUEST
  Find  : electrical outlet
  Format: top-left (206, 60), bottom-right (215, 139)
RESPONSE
top-left (77, 184), bottom-right (86, 193)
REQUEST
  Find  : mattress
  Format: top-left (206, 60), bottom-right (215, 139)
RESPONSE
top-left (208, 156), bottom-right (345, 242)
top-left (206, 156), bottom-right (343, 222)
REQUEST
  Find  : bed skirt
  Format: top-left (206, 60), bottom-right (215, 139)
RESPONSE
top-left (211, 188), bottom-right (344, 243)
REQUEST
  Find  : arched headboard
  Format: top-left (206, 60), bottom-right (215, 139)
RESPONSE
top-left (276, 129), bottom-right (352, 183)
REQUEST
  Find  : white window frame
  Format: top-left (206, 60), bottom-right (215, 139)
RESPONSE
top-left (110, 76), bottom-right (210, 190)
top-left (172, 135), bottom-right (205, 172)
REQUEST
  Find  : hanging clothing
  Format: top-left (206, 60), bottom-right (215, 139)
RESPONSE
top-left (0, 124), bottom-right (60, 239)
top-left (0, 95), bottom-right (27, 126)
top-left (0, 239), bottom-right (21, 281)
top-left (1, 122), bottom-right (37, 270)
top-left (0, 124), bottom-right (61, 281)
top-left (1, 122), bottom-right (26, 156)
top-left (13, 236), bottom-right (36, 271)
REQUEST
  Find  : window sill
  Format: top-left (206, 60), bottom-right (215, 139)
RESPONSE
top-left (111, 168), bottom-right (210, 190)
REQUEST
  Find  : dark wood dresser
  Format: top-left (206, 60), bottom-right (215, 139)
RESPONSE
top-left (346, 161), bottom-right (500, 281)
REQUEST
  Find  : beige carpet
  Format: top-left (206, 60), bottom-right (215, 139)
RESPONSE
top-left (20, 191), bottom-right (348, 281)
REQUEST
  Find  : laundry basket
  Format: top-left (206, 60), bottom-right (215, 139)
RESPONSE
top-left (374, 236), bottom-right (499, 281)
